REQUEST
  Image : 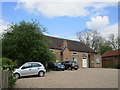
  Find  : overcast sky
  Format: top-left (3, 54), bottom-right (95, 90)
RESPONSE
top-left (1, 0), bottom-right (119, 40)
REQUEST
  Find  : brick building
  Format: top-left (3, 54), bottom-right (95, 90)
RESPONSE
top-left (46, 36), bottom-right (102, 68)
top-left (102, 49), bottom-right (120, 68)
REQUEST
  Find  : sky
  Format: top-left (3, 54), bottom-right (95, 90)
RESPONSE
top-left (0, 0), bottom-right (119, 41)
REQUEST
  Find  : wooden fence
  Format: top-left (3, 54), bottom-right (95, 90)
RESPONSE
top-left (0, 71), bottom-right (9, 89)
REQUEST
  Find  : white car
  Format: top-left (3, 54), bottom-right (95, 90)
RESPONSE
top-left (13, 62), bottom-right (46, 79)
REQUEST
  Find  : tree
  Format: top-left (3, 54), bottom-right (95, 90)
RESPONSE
top-left (107, 34), bottom-right (118, 50)
top-left (2, 20), bottom-right (56, 66)
top-left (77, 29), bottom-right (104, 52)
top-left (99, 45), bottom-right (113, 55)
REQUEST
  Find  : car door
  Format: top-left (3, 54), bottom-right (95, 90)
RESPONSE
top-left (20, 63), bottom-right (33, 76)
top-left (31, 63), bottom-right (42, 75)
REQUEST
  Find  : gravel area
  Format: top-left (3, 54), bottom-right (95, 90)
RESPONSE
top-left (14, 68), bottom-right (118, 88)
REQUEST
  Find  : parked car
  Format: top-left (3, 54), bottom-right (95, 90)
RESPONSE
top-left (13, 62), bottom-right (46, 79)
top-left (48, 62), bottom-right (65, 71)
top-left (61, 61), bottom-right (79, 70)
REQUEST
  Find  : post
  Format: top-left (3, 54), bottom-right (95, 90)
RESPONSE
top-left (2, 71), bottom-right (9, 88)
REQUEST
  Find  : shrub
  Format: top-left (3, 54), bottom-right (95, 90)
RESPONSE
top-left (1, 57), bottom-right (17, 72)
top-left (0, 57), bottom-right (17, 88)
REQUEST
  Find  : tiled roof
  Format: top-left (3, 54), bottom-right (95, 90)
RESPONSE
top-left (45, 35), bottom-right (95, 53)
top-left (102, 49), bottom-right (120, 57)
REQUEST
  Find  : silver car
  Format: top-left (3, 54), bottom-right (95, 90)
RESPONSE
top-left (13, 62), bottom-right (46, 79)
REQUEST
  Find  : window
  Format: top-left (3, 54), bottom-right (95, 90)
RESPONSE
top-left (32, 63), bottom-right (41, 67)
top-left (21, 63), bottom-right (32, 69)
top-left (50, 49), bottom-right (54, 53)
top-left (96, 58), bottom-right (100, 64)
top-left (82, 53), bottom-right (87, 57)
top-left (72, 52), bottom-right (78, 55)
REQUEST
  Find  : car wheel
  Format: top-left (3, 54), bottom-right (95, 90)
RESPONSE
top-left (75, 68), bottom-right (78, 70)
top-left (38, 71), bottom-right (45, 77)
top-left (14, 73), bottom-right (20, 79)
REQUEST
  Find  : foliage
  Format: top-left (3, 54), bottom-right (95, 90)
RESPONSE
top-left (0, 57), bottom-right (17, 88)
top-left (77, 29), bottom-right (119, 54)
top-left (2, 20), bottom-right (56, 66)
top-left (0, 57), bottom-right (17, 72)
top-left (77, 29), bottom-right (104, 52)
top-left (99, 45), bottom-right (112, 55)
top-left (8, 72), bottom-right (16, 88)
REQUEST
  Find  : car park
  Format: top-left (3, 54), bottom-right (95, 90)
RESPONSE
top-left (13, 62), bottom-right (46, 79)
top-left (61, 61), bottom-right (79, 70)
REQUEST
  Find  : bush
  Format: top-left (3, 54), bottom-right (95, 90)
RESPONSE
top-left (1, 57), bottom-right (17, 72)
top-left (0, 57), bottom-right (17, 88)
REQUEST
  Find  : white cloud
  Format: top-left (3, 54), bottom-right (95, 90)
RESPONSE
top-left (86, 16), bottom-right (118, 37)
top-left (99, 23), bottom-right (118, 37)
top-left (0, 19), bottom-right (9, 35)
top-left (86, 16), bottom-right (109, 30)
top-left (15, 0), bottom-right (117, 18)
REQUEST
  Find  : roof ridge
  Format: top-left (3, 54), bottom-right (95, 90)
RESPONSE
top-left (45, 35), bottom-right (80, 42)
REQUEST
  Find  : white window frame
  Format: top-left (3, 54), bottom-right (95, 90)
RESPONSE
top-left (96, 58), bottom-right (100, 64)
top-left (72, 52), bottom-right (78, 55)
top-left (82, 53), bottom-right (87, 57)
top-left (50, 49), bottom-right (54, 53)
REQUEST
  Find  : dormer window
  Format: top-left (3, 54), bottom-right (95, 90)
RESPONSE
top-left (72, 52), bottom-right (78, 55)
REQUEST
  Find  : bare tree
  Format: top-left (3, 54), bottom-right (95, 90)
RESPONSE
top-left (107, 34), bottom-right (119, 50)
top-left (77, 29), bottom-right (104, 52)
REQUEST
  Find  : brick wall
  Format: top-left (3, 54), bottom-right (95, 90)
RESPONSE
top-left (102, 56), bottom-right (119, 68)
top-left (90, 54), bottom-right (102, 68)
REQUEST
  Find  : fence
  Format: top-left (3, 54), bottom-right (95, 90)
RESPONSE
top-left (0, 71), bottom-right (1, 90)
top-left (0, 71), bottom-right (9, 89)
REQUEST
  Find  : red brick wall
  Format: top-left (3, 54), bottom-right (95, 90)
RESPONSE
top-left (102, 56), bottom-right (119, 68)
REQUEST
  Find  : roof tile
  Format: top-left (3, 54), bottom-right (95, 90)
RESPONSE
top-left (45, 36), bottom-right (95, 53)
top-left (102, 49), bottom-right (120, 57)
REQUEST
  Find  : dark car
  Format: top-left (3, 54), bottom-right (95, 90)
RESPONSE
top-left (61, 61), bottom-right (79, 70)
top-left (48, 62), bottom-right (65, 71)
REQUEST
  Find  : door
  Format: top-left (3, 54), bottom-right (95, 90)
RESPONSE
top-left (82, 58), bottom-right (87, 68)
top-left (31, 63), bottom-right (42, 75)
top-left (20, 63), bottom-right (33, 76)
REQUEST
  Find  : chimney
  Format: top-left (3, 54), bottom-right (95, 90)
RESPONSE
top-left (63, 40), bottom-right (67, 48)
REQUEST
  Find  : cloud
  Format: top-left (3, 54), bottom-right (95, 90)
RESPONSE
top-left (86, 16), bottom-right (109, 30)
top-left (0, 19), bottom-right (9, 35)
top-left (86, 16), bottom-right (118, 37)
top-left (99, 23), bottom-right (118, 37)
top-left (15, 0), bottom-right (117, 18)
